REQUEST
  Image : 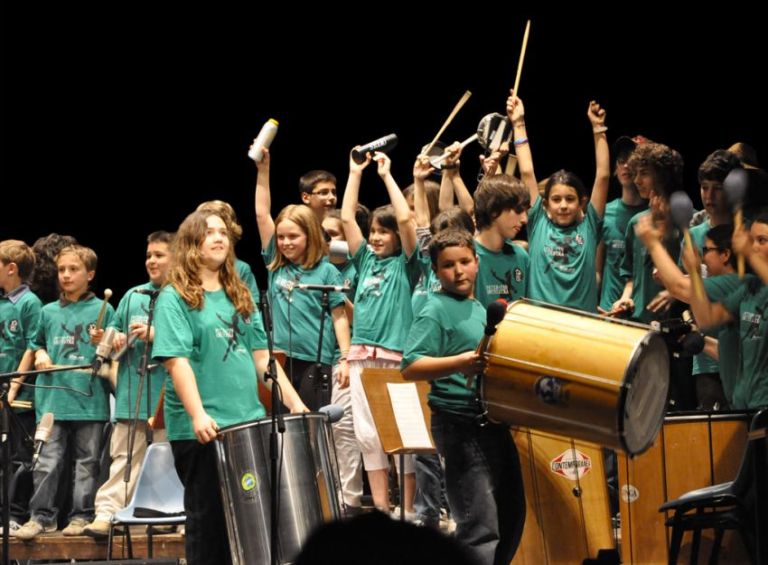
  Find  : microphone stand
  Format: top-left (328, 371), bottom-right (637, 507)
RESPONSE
top-left (124, 290), bottom-right (159, 487)
top-left (310, 289), bottom-right (333, 409)
top-left (258, 292), bottom-right (284, 565)
top-left (0, 363), bottom-right (93, 565)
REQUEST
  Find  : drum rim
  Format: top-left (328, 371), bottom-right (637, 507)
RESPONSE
top-left (619, 331), bottom-right (669, 455)
top-left (217, 412), bottom-right (326, 435)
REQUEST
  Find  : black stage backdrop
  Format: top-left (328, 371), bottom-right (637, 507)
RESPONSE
top-left (2, 9), bottom-right (765, 299)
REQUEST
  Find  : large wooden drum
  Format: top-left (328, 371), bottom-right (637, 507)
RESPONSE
top-left (484, 300), bottom-right (669, 455)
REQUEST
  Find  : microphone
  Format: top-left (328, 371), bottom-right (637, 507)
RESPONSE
top-left (134, 288), bottom-right (161, 297)
top-left (318, 404), bottom-right (345, 423)
top-left (351, 134), bottom-right (398, 164)
top-left (467, 299), bottom-right (508, 388)
top-left (31, 412), bottom-right (55, 469)
top-left (92, 327), bottom-right (116, 376)
top-left (296, 283), bottom-right (352, 293)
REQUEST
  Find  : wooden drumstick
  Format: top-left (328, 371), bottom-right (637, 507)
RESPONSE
top-left (669, 192), bottom-right (705, 301)
top-left (511, 20), bottom-right (531, 98)
top-left (422, 90), bottom-right (472, 157)
top-left (94, 288), bottom-right (112, 330)
top-left (724, 168), bottom-right (749, 278)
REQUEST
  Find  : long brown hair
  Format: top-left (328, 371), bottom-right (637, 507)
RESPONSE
top-left (268, 204), bottom-right (328, 271)
top-left (168, 210), bottom-right (253, 315)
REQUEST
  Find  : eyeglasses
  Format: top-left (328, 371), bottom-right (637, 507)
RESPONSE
top-left (702, 246), bottom-right (722, 254)
top-left (311, 188), bottom-right (337, 197)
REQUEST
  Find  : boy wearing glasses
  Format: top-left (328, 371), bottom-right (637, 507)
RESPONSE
top-left (300, 170), bottom-right (338, 220)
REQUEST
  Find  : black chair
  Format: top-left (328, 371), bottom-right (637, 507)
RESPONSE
top-left (659, 408), bottom-right (767, 564)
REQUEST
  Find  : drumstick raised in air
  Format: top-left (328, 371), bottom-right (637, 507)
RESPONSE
top-left (511, 20), bottom-right (531, 99)
top-left (724, 168), bottom-right (749, 278)
top-left (94, 288), bottom-right (112, 330)
top-left (431, 134), bottom-right (479, 166)
top-left (422, 90), bottom-right (472, 157)
top-left (669, 192), bottom-right (705, 301)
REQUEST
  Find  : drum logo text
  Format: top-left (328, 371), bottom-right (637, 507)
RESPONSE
top-left (550, 449), bottom-right (592, 480)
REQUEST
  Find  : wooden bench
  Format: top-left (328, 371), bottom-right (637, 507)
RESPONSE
top-left (6, 531), bottom-right (185, 561)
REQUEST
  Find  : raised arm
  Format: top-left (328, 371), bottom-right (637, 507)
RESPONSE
top-left (681, 244), bottom-right (733, 329)
top-left (635, 214), bottom-right (691, 302)
top-left (442, 142), bottom-right (474, 216)
top-left (506, 90), bottom-right (538, 202)
top-left (588, 101), bottom-right (610, 217)
top-left (376, 152), bottom-right (417, 257)
top-left (253, 148), bottom-right (275, 250)
top-left (340, 149), bottom-right (372, 256)
top-left (413, 155), bottom-right (435, 228)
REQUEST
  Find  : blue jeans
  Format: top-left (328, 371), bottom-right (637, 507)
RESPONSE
top-left (29, 421), bottom-right (105, 526)
top-left (431, 411), bottom-right (526, 565)
top-left (414, 453), bottom-right (445, 528)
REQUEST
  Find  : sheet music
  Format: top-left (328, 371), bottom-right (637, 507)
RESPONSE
top-left (386, 383), bottom-right (433, 449)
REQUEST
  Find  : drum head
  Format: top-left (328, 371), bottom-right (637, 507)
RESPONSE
top-left (621, 333), bottom-right (669, 455)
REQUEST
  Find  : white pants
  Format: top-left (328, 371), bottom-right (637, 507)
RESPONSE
top-left (93, 421), bottom-right (167, 521)
top-left (349, 359), bottom-right (413, 473)
top-left (331, 365), bottom-right (364, 508)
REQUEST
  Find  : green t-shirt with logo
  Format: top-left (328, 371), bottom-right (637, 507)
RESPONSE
top-left (721, 277), bottom-right (768, 409)
top-left (152, 286), bottom-right (267, 441)
top-left (528, 196), bottom-right (603, 312)
top-left (0, 286), bottom-right (43, 410)
top-left (402, 292), bottom-right (486, 416)
top-left (109, 282), bottom-right (170, 420)
top-left (32, 295), bottom-right (114, 422)
top-left (474, 240), bottom-right (528, 307)
top-left (351, 244), bottom-right (421, 353)
top-left (599, 199), bottom-right (647, 312)
top-left (262, 237), bottom-right (345, 365)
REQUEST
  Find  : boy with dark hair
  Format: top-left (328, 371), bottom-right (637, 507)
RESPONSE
top-left (402, 229), bottom-right (525, 565)
top-left (83, 231), bottom-right (174, 537)
top-left (473, 174), bottom-right (530, 306)
top-left (15, 244), bottom-right (114, 540)
top-left (299, 169), bottom-right (338, 220)
top-left (1, 240), bottom-right (44, 535)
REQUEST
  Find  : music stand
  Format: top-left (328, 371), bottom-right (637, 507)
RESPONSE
top-left (360, 368), bottom-right (436, 521)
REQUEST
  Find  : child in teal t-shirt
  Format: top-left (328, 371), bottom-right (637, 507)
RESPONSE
top-left (254, 149), bottom-right (352, 410)
top-left (340, 149), bottom-right (420, 515)
top-left (507, 94), bottom-right (610, 313)
top-left (15, 244), bottom-right (114, 540)
top-left (402, 229), bottom-right (526, 564)
top-left (152, 209), bottom-right (307, 564)
top-left (1, 239), bottom-right (43, 530)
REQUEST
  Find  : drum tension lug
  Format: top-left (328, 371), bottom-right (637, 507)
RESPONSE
top-left (572, 486), bottom-right (582, 498)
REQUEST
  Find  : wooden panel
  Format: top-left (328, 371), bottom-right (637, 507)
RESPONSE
top-left (512, 428), bottom-right (613, 564)
top-left (8, 532), bottom-right (184, 561)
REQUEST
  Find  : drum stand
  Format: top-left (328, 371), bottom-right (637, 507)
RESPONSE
top-left (124, 289), bottom-right (159, 489)
top-left (258, 293), bottom-right (284, 565)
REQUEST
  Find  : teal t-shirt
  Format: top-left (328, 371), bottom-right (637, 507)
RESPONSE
top-left (620, 211), bottom-right (681, 323)
top-left (0, 286), bottom-right (43, 410)
top-left (108, 282), bottom-right (170, 420)
top-left (474, 240), bottom-right (529, 307)
top-left (599, 198), bottom-right (647, 311)
top-left (528, 196), bottom-right (603, 312)
top-left (152, 286), bottom-right (267, 441)
top-left (402, 292), bottom-right (486, 416)
top-left (236, 258), bottom-right (260, 303)
top-left (721, 277), bottom-right (768, 409)
top-left (702, 273), bottom-right (742, 403)
top-left (262, 237), bottom-right (345, 365)
top-left (412, 255), bottom-right (443, 317)
top-left (32, 294), bottom-right (114, 422)
top-left (687, 222), bottom-right (719, 376)
top-left (351, 244), bottom-right (421, 353)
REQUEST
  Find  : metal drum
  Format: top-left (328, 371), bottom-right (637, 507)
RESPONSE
top-left (483, 300), bottom-right (669, 455)
top-left (215, 413), bottom-right (341, 564)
